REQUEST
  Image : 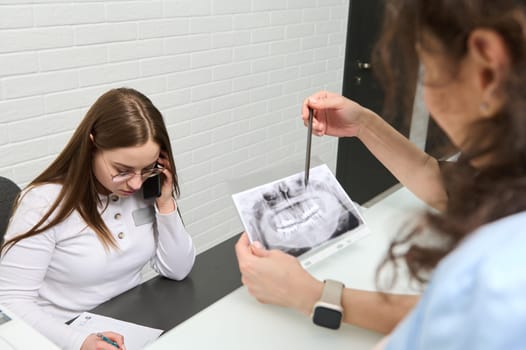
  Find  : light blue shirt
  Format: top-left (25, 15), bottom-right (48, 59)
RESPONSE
top-left (386, 211), bottom-right (526, 350)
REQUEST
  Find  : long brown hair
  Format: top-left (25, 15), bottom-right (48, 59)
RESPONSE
top-left (374, 0), bottom-right (526, 285)
top-left (1, 88), bottom-right (179, 254)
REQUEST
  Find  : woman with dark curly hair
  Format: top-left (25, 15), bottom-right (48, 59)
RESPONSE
top-left (236, 1), bottom-right (526, 348)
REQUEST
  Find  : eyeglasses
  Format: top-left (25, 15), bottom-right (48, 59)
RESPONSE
top-left (102, 155), bottom-right (164, 183)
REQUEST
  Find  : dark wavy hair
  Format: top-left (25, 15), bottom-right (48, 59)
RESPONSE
top-left (374, 0), bottom-right (526, 285)
top-left (2, 88), bottom-right (179, 255)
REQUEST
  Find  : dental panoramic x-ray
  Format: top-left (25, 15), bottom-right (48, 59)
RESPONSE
top-left (232, 164), bottom-right (368, 259)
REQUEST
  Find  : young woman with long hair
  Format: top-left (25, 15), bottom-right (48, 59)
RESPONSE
top-left (0, 88), bottom-right (196, 350)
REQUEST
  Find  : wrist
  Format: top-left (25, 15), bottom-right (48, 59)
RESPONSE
top-left (296, 279), bottom-right (324, 316)
top-left (355, 107), bottom-right (378, 140)
top-left (156, 197), bottom-right (176, 214)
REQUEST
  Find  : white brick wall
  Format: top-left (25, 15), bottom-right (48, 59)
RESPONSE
top-left (0, 0), bottom-right (349, 254)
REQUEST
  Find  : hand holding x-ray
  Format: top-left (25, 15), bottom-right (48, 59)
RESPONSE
top-left (232, 164), bottom-right (369, 265)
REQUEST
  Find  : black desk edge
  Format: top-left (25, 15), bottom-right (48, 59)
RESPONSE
top-left (89, 233), bottom-right (242, 331)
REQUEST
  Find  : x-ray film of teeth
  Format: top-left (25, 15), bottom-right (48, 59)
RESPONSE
top-left (232, 164), bottom-right (367, 257)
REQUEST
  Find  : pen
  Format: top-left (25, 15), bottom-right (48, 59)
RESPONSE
top-left (304, 107), bottom-right (314, 187)
top-left (96, 333), bottom-right (120, 349)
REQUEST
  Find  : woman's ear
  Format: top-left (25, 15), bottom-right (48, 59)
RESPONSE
top-left (89, 133), bottom-right (94, 142)
top-left (467, 29), bottom-right (510, 116)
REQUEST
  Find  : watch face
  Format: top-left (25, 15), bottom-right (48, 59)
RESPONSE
top-left (313, 306), bottom-right (342, 330)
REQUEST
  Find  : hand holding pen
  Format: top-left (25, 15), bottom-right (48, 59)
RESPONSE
top-left (81, 332), bottom-right (126, 350)
top-left (97, 333), bottom-right (121, 349)
top-left (302, 91), bottom-right (369, 138)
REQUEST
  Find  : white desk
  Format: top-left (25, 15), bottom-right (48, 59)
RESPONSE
top-left (146, 187), bottom-right (426, 350)
top-left (0, 305), bottom-right (59, 350)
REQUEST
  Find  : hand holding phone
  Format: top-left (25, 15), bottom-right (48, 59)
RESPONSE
top-left (142, 174), bottom-right (161, 199)
top-left (144, 153), bottom-right (176, 213)
top-left (143, 163), bottom-right (163, 199)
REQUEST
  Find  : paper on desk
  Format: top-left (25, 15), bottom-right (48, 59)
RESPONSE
top-left (70, 312), bottom-right (163, 350)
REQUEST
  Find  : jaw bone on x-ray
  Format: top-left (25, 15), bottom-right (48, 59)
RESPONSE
top-left (232, 164), bottom-right (368, 258)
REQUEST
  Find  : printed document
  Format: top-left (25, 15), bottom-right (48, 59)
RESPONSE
top-left (70, 312), bottom-right (163, 350)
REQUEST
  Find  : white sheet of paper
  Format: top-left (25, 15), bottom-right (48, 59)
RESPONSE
top-left (70, 312), bottom-right (163, 350)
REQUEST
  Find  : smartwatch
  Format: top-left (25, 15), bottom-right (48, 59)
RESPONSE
top-left (312, 279), bottom-right (344, 329)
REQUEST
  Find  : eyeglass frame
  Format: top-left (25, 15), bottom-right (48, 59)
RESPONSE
top-left (100, 153), bottom-right (165, 184)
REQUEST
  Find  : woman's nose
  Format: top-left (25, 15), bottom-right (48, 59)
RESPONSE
top-left (127, 175), bottom-right (143, 190)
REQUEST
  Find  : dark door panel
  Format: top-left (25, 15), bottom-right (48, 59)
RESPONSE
top-left (336, 0), bottom-right (408, 204)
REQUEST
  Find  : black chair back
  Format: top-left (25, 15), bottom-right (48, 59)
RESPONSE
top-left (0, 176), bottom-right (21, 243)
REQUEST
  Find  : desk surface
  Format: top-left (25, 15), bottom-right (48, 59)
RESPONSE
top-left (144, 186), bottom-right (426, 350)
top-left (1, 305), bottom-right (59, 350)
top-left (90, 232), bottom-right (242, 331)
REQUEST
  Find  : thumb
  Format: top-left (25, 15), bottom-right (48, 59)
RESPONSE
top-left (250, 241), bottom-right (270, 257)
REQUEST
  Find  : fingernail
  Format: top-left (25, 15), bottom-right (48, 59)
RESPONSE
top-left (309, 97), bottom-right (318, 103)
top-left (252, 241), bottom-right (263, 249)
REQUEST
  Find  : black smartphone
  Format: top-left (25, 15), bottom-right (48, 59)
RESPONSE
top-left (143, 174), bottom-right (162, 199)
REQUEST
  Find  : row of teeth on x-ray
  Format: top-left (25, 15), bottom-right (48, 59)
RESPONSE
top-left (273, 201), bottom-right (322, 239)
